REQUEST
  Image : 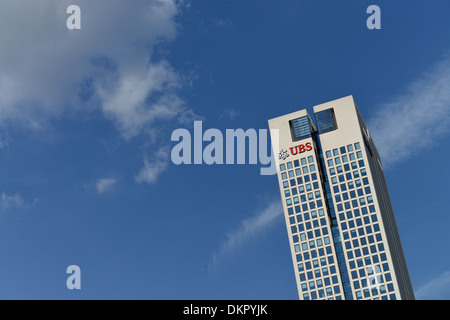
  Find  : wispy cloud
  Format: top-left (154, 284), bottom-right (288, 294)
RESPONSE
top-left (0, 192), bottom-right (26, 214)
top-left (415, 270), bottom-right (450, 300)
top-left (209, 199), bottom-right (283, 275)
top-left (95, 177), bottom-right (117, 194)
top-left (368, 54), bottom-right (450, 168)
top-left (135, 147), bottom-right (170, 184)
top-left (220, 108), bottom-right (240, 121)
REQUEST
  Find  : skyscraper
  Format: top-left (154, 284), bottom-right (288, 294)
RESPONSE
top-left (268, 95), bottom-right (414, 300)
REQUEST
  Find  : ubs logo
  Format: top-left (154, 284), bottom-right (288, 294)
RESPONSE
top-left (289, 142), bottom-right (312, 155)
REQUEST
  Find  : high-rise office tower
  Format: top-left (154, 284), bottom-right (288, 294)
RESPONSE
top-left (268, 95), bottom-right (414, 300)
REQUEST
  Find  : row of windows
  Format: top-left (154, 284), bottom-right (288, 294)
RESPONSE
top-left (292, 219), bottom-right (329, 243)
top-left (347, 249), bottom-right (385, 266)
top-left (330, 165), bottom-right (366, 179)
top-left (299, 267), bottom-right (340, 287)
top-left (343, 230), bottom-right (383, 247)
top-left (353, 271), bottom-right (390, 289)
top-left (302, 290), bottom-right (342, 300)
top-left (327, 152), bottom-right (363, 168)
top-left (279, 156), bottom-right (315, 172)
top-left (286, 198), bottom-right (323, 210)
top-left (294, 236), bottom-right (331, 253)
top-left (335, 187), bottom-right (372, 203)
top-left (283, 173), bottom-right (318, 189)
top-left (289, 208), bottom-right (326, 224)
top-left (330, 172), bottom-right (368, 195)
top-left (336, 208), bottom-right (374, 223)
top-left (281, 164), bottom-right (316, 180)
top-left (297, 256), bottom-right (334, 272)
top-left (345, 238), bottom-right (385, 261)
top-left (301, 278), bottom-right (339, 294)
top-left (295, 245), bottom-right (333, 263)
top-left (326, 143), bottom-right (361, 159)
top-left (344, 234), bottom-right (384, 252)
top-left (356, 291), bottom-right (396, 300)
top-left (341, 214), bottom-right (378, 230)
top-left (285, 189), bottom-right (322, 202)
top-left (330, 168), bottom-right (367, 186)
top-left (351, 264), bottom-right (390, 281)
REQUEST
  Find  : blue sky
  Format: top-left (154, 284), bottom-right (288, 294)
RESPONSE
top-left (0, 0), bottom-right (450, 299)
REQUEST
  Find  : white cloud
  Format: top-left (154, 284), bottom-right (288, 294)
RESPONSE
top-left (210, 199), bottom-right (283, 274)
top-left (0, 192), bottom-right (26, 214)
top-left (0, 0), bottom-right (195, 138)
top-left (135, 147), bottom-right (170, 184)
top-left (95, 177), bottom-right (117, 194)
top-left (368, 54), bottom-right (450, 168)
top-left (415, 270), bottom-right (450, 300)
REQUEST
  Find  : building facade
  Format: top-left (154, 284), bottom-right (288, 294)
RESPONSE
top-left (268, 95), bottom-right (414, 300)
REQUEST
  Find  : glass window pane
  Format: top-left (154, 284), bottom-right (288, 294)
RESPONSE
top-left (315, 108), bottom-right (337, 134)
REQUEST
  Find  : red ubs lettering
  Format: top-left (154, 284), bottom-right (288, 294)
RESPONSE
top-left (289, 142), bottom-right (312, 155)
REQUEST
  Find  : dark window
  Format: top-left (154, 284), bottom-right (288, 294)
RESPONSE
top-left (290, 116), bottom-right (313, 141)
top-left (315, 108), bottom-right (337, 134)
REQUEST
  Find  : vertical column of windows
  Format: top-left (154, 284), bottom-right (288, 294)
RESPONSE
top-left (279, 153), bottom-right (341, 300)
top-left (325, 142), bottom-right (396, 300)
top-left (314, 134), bottom-right (353, 300)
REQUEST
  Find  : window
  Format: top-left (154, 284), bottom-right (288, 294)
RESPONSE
top-left (315, 108), bottom-right (337, 134)
top-left (290, 116), bottom-right (313, 141)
